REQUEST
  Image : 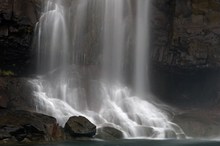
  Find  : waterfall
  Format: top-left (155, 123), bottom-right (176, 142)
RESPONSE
top-left (102, 0), bottom-right (126, 82)
top-left (134, 1), bottom-right (150, 96)
top-left (31, 0), bottom-right (185, 138)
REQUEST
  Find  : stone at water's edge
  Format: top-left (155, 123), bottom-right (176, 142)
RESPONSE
top-left (96, 126), bottom-right (124, 140)
top-left (0, 109), bottom-right (66, 143)
top-left (64, 116), bottom-right (96, 137)
top-left (164, 129), bottom-right (177, 139)
top-left (173, 110), bottom-right (220, 138)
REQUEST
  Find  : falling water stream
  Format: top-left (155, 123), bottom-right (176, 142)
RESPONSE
top-left (31, 0), bottom-right (185, 139)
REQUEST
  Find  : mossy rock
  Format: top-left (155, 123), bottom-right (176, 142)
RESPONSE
top-left (0, 70), bottom-right (15, 76)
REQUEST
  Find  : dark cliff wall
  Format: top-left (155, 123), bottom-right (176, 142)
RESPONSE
top-left (151, 0), bottom-right (220, 68)
top-left (150, 0), bottom-right (175, 66)
top-left (150, 0), bottom-right (220, 108)
top-left (0, 0), bottom-right (41, 75)
top-left (2, 0), bottom-right (220, 74)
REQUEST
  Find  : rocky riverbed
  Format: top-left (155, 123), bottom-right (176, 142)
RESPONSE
top-left (0, 109), bottom-right (126, 144)
top-left (0, 77), bottom-right (125, 144)
top-left (0, 109), bottom-right (98, 144)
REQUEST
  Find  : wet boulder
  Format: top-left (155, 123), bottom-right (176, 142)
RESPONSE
top-left (0, 109), bottom-right (60, 143)
top-left (134, 126), bottom-right (155, 137)
top-left (164, 129), bottom-right (177, 139)
top-left (64, 116), bottom-right (96, 137)
top-left (96, 126), bottom-right (124, 140)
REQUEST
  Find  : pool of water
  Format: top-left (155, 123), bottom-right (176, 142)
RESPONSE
top-left (15, 139), bottom-right (220, 146)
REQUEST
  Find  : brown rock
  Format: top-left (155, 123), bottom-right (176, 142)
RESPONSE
top-left (0, 109), bottom-right (59, 142)
top-left (0, 0), bottom-right (42, 75)
top-left (0, 96), bottom-right (8, 108)
top-left (0, 0), bottom-right (13, 20)
top-left (152, 0), bottom-right (220, 67)
top-left (0, 77), bottom-right (35, 110)
top-left (13, 0), bottom-right (39, 25)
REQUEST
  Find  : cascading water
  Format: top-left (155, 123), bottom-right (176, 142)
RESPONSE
top-left (134, 1), bottom-right (150, 96)
top-left (102, 0), bottom-right (125, 82)
top-left (31, 0), bottom-right (185, 138)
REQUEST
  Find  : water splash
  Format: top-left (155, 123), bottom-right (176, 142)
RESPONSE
top-left (31, 0), bottom-right (185, 139)
top-left (30, 75), bottom-right (184, 138)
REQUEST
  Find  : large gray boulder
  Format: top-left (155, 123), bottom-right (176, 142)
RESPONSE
top-left (64, 116), bottom-right (96, 137)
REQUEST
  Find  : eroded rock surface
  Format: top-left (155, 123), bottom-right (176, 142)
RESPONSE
top-left (0, 77), bottom-right (35, 110)
top-left (0, 109), bottom-right (65, 143)
top-left (96, 126), bottom-right (124, 140)
top-left (152, 0), bottom-right (220, 67)
top-left (173, 110), bottom-right (220, 138)
top-left (64, 116), bottom-right (96, 137)
top-left (0, 0), bottom-right (42, 75)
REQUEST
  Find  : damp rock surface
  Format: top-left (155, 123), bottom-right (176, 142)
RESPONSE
top-left (173, 110), bottom-right (220, 138)
top-left (0, 77), bottom-right (35, 110)
top-left (64, 116), bottom-right (96, 137)
top-left (0, 0), bottom-right (42, 75)
top-left (96, 126), bottom-right (124, 140)
top-left (0, 109), bottom-right (65, 143)
top-left (152, 0), bottom-right (220, 67)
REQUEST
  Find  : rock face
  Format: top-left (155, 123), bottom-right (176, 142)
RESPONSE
top-left (150, 0), bottom-right (220, 108)
top-left (150, 0), bottom-right (175, 65)
top-left (173, 110), bottom-right (220, 138)
top-left (151, 0), bottom-right (220, 67)
top-left (0, 77), bottom-right (35, 110)
top-left (64, 116), bottom-right (96, 137)
top-left (0, 0), bottom-right (42, 75)
top-left (0, 109), bottom-right (65, 143)
top-left (1, 0), bottom-right (220, 75)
